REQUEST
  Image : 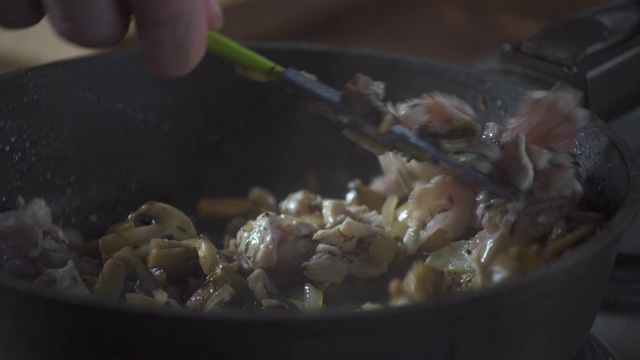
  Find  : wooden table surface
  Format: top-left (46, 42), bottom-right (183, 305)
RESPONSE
top-left (0, 0), bottom-right (615, 74)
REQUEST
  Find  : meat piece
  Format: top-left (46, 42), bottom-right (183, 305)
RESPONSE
top-left (34, 260), bottom-right (90, 296)
top-left (233, 212), bottom-right (317, 271)
top-left (322, 200), bottom-right (350, 228)
top-left (370, 152), bottom-right (414, 196)
top-left (506, 88), bottom-right (588, 152)
top-left (313, 218), bottom-right (377, 253)
top-left (280, 190), bottom-right (322, 217)
top-left (528, 145), bottom-right (583, 201)
top-left (396, 93), bottom-right (479, 135)
top-left (0, 198), bottom-right (54, 232)
top-left (347, 252), bottom-right (388, 280)
top-left (370, 152), bottom-right (442, 197)
top-left (341, 73), bottom-right (387, 117)
top-left (321, 199), bottom-right (379, 228)
top-left (36, 234), bottom-right (101, 278)
top-left (358, 208), bottom-right (383, 228)
top-left (303, 251), bottom-right (348, 284)
top-left (0, 198), bottom-right (55, 258)
top-left (395, 92), bottom-right (482, 154)
top-left (0, 198), bottom-right (97, 280)
top-left (306, 230), bottom-right (397, 283)
top-left (403, 175), bottom-right (475, 254)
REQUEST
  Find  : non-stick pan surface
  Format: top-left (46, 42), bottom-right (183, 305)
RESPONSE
top-left (0, 45), bottom-right (637, 360)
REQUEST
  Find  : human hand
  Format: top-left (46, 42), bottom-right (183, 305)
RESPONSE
top-left (0, 0), bottom-right (224, 77)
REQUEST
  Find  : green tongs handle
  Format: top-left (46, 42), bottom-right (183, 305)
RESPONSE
top-left (207, 31), bottom-right (285, 82)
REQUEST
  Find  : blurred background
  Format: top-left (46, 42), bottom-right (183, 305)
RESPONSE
top-left (0, 0), bottom-right (616, 74)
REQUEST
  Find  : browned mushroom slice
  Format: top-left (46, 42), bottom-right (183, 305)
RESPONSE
top-left (112, 246), bottom-right (158, 294)
top-left (93, 258), bottom-right (127, 300)
top-left (98, 202), bottom-right (197, 261)
top-left (196, 198), bottom-right (252, 220)
top-left (182, 236), bottom-right (227, 276)
top-left (94, 246), bottom-right (162, 301)
top-left (147, 239), bottom-right (199, 283)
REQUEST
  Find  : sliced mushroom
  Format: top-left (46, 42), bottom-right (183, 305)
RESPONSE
top-left (93, 258), bottom-right (127, 300)
top-left (182, 236), bottom-right (227, 276)
top-left (196, 187), bottom-right (278, 221)
top-left (147, 239), bottom-right (199, 283)
top-left (98, 202), bottom-right (197, 261)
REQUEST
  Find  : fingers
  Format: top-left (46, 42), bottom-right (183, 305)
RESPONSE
top-left (203, 0), bottom-right (224, 30)
top-left (130, 0), bottom-right (223, 77)
top-left (0, 0), bottom-right (44, 28)
top-left (0, 0), bottom-right (224, 77)
top-left (41, 0), bottom-right (130, 48)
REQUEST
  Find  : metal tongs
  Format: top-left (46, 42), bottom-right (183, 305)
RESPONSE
top-left (207, 32), bottom-right (515, 199)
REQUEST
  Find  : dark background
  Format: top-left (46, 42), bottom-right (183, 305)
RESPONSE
top-left (0, 0), bottom-right (615, 73)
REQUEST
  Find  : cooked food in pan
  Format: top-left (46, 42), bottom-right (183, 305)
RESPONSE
top-left (0, 75), bottom-right (602, 312)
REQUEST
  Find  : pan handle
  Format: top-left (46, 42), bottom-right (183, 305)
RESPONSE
top-left (499, 1), bottom-right (640, 120)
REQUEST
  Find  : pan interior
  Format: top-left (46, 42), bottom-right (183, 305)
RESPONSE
top-left (0, 45), bottom-right (634, 310)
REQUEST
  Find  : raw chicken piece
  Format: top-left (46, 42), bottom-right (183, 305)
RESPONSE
top-left (34, 260), bottom-right (90, 296)
top-left (341, 73), bottom-right (387, 117)
top-left (370, 152), bottom-right (443, 197)
top-left (506, 88), bottom-right (588, 152)
top-left (313, 218), bottom-right (377, 253)
top-left (0, 198), bottom-right (56, 258)
top-left (527, 145), bottom-right (583, 201)
top-left (232, 212), bottom-right (317, 271)
top-left (403, 175), bottom-right (475, 254)
top-left (322, 199), bottom-right (380, 228)
top-left (303, 251), bottom-right (348, 284)
top-left (280, 190), bottom-right (322, 217)
top-left (395, 93), bottom-right (480, 138)
top-left (0, 198), bottom-right (98, 280)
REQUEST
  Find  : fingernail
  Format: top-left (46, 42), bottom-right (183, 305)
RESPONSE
top-left (207, 0), bottom-right (224, 29)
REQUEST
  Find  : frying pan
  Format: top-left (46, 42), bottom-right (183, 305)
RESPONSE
top-left (0, 2), bottom-right (639, 360)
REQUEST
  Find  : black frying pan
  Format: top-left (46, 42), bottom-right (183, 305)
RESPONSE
top-left (0, 3), bottom-right (639, 360)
